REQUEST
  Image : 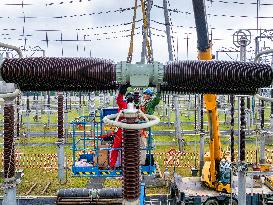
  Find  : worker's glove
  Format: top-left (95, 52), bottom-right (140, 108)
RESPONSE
top-left (118, 83), bottom-right (130, 95)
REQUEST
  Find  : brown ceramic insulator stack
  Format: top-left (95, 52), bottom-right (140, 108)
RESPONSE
top-left (4, 103), bottom-right (15, 179)
top-left (240, 97), bottom-right (246, 162)
top-left (47, 91), bottom-right (51, 109)
top-left (230, 95), bottom-right (235, 163)
top-left (16, 96), bottom-right (20, 139)
top-left (261, 100), bottom-right (265, 130)
top-left (162, 60), bottom-right (273, 94)
top-left (26, 92), bottom-right (30, 111)
top-left (122, 117), bottom-right (140, 201)
top-left (271, 89), bottom-right (273, 115)
top-left (0, 57), bottom-right (117, 91)
top-left (58, 94), bottom-right (64, 139)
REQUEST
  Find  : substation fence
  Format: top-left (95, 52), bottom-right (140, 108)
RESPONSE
top-left (154, 149), bottom-right (273, 168)
top-left (0, 153), bottom-right (60, 171)
top-left (0, 149), bottom-right (272, 171)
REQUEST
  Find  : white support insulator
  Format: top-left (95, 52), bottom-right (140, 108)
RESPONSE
top-left (0, 42), bottom-right (23, 58)
top-left (0, 43), bottom-right (22, 100)
top-left (103, 113), bottom-right (160, 130)
top-left (0, 89), bottom-right (20, 100)
top-left (255, 94), bottom-right (273, 102)
top-left (254, 49), bottom-right (273, 63)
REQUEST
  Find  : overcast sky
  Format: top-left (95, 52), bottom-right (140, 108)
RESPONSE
top-left (0, 0), bottom-right (273, 63)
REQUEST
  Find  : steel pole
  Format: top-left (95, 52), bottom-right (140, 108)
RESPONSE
top-left (174, 95), bottom-right (183, 152)
top-left (163, 0), bottom-right (173, 61)
top-left (238, 36), bottom-right (247, 205)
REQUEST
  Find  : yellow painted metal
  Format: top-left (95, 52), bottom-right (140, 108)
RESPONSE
top-left (198, 47), bottom-right (212, 60)
top-left (216, 183), bottom-right (231, 193)
top-left (140, 0), bottom-right (153, 62)
top-left (265, 176), bottom-right (273, 191)
top-left (142, 171), bottom-right (148, 175)
top-left (260, 164), bottom-right (273, 191)
top-left (127, 0), bottom-right (153, 63)
top-left (260, 164), bottom-right (270, 172)
top-left (103, 125), bottom-right (116, 131)
top-left (199, 47), bottom-right (230, 193)
top-left (127, 0), bottom-right (138, 63)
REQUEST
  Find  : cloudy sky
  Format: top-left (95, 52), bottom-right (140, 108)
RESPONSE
top-left (0, 0), bottom-right (273, 63)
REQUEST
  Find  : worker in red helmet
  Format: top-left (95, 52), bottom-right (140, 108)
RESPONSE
top-left (109, 83), bottom-right (131, 169)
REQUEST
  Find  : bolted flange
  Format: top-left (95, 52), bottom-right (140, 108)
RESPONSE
top-left (116, 61), bottom-right (164, 87)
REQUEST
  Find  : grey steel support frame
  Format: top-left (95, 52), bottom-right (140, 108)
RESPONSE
top-left (163, 0), bottom-right (173, 61)
top-left (47, 91), bottom-right (51, 126)
top-left (57, 142), bottom-right (65, 183)
top-left (173, 95), bottom-right (183, 152)
top-left (35, 95), bottom-right (39, 121)
top-left (89, 91), bottom-right (96, 116)
top-left (2, 183), bottom-right (16, 205)
top-left (99, 93), bottom-right (104, 109)
top-left (254, 50), bottom-right (273, 165)
top-left (57, 92), bottom-right (65, 183)
top-left (167, 99), bottom-right (171, 127)
top-left (260, 131), bottom-right (265, 164)
top-left (27, 109), bottom-right (30, 138)
top-left (112, 91), bottom-right (117, 107)
top-left (199, 95), bottom-right (205, 176)
top-left (199, 135), bottom-right (205, 176)
top-left (238, 35), bottom-right (247, 205)
top-left (81, 96), bottom-right (85, 116)
top-left (105, 92), bottom-right (110, 107)
top-left (43, 91), bottom-right (47, 111)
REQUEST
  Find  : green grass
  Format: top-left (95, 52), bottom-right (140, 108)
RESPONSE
top-left (0, 139), bottom-right (272, 196)
top-left (17, 169), bottom-right (89, 196)
top-left (0, 98), bottom-right (273, 196)
top-left (18, 136), bottom-right (58, 144)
